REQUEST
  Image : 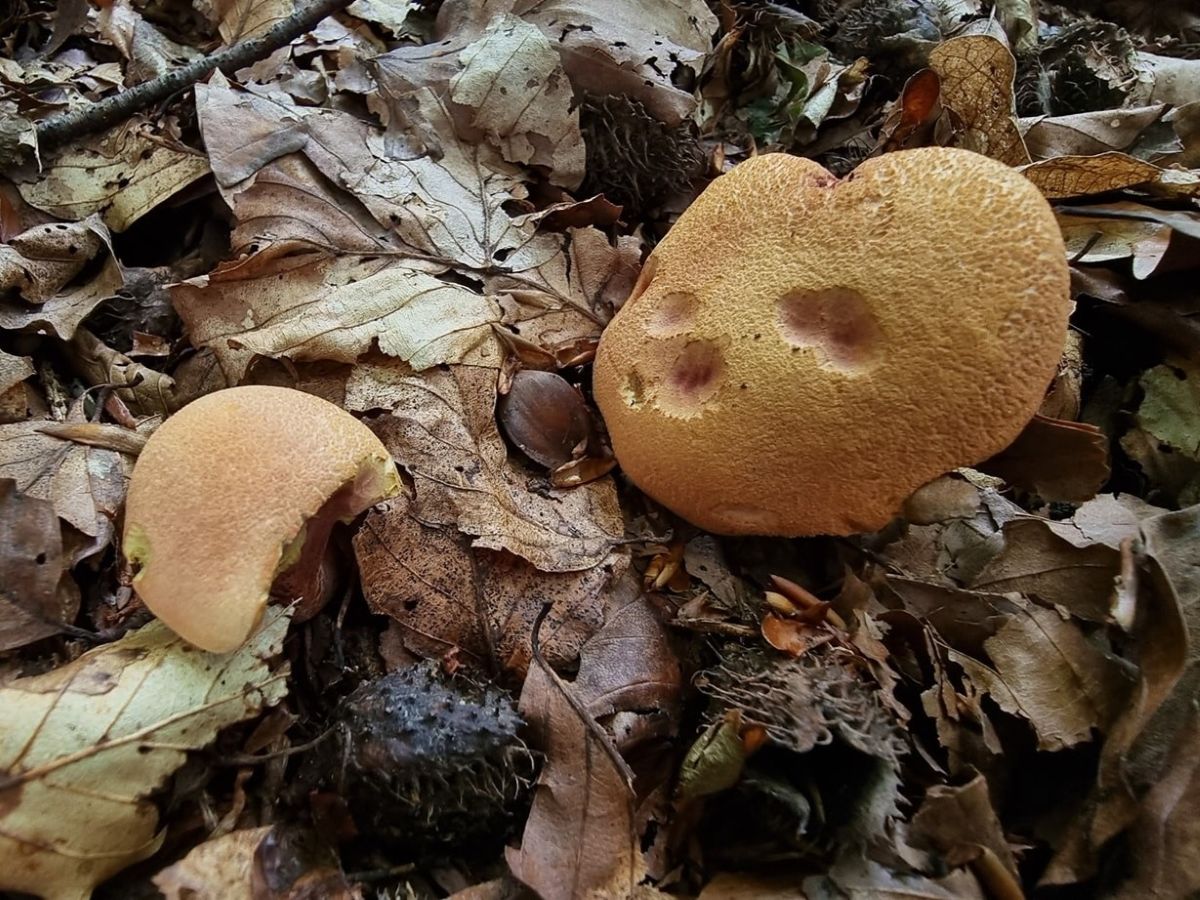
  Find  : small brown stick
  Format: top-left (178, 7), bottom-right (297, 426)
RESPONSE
top-left (28, 0), bottom-right (354, 158)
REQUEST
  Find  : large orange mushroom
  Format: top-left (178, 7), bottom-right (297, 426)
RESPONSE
top-left (592, 148), bottom-right (1071, 536)
top-left (123, 386), bottom-right (401, 652)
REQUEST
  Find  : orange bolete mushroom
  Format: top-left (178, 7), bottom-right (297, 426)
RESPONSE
top-left (592, 148), bottom-right (1071, 536)
top-left (123, 386), bottom-right (401, 652)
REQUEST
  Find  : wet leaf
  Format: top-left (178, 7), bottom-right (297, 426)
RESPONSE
top-left (0, 609), bottom-right (291, 900)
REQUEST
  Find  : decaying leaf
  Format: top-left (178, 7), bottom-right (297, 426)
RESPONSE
top-left (928, 35), bottom-right (1030, 166)
top-left (0, 609), bottom-right (291, 900)
top-left (952, 600), bottom-right (1133, 751)
top-left (0, 254), bottom-right (126, 341)
top-left (17, 118), bottom-right (210, 232)
top-left (354, 362), bottom-right (624, 572)
top-left (0, 403), bottom-right (132, 546)
top-left (98, 0), bottom-right (201, 83)
top-left (0, 479), bottom-right (80, 651)
top-left (354, 494), bottom-right (625, 673)
top-left (0, 216), bottom-right (107, 302)
top-left (449, 16), bottom-right (585, 189)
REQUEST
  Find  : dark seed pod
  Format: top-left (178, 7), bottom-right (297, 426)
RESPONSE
top-left (305, 662), bottom-right (534, 858)
top-left (498, 369), bottom-right (592, 469)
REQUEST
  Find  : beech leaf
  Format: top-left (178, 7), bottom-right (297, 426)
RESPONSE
top-left (0, 609), bottom-right (291, 900)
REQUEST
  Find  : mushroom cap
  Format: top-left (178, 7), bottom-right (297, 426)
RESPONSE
top-left (592, 148), bottom-right (1071, 536)
top-left (123, 386), bottom-right (401, 652)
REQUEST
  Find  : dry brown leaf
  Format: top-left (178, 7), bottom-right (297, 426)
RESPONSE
top-left (17, 118), bottom-right (210, 232)
top-left (354, 494), bottom-right (625, 674)
top-left (911, 773), bottom-right (1019, 879)
top-left (928, 35), bottom-right (1030, 166)
top-left (0, 404), bottom-right (131, 546)
top-left (1043, 507), bottom-right (1193, 884)
top-left (761, 614), bottom-right (834, 657)
top-left (354, 362), bottom-right (624, 572)
top-left (977, 414), bottom-right (1110, 502)
top-left (1042, 493), bottom-right (1165, 551)
top-left (0, 609), bottom-right (290, 900)
top-left (98, 0), bottom-right (200, 83)
top-left (1021, 151), bottom-right (1200, 200)
top-left (0, 253), bottom-right (125, 340)
top-left (153, 826), bottom-right (273, 900)
top-left (572, 576), bottom-right (682, 724)
top-left (436, 0), bottom-right (717, 127)
top-left (1112, 707), bottom-right (1200, 899)
top-left (953, 600), bottom-right (1132, 751)
top-left (0, 217), bottom-right (107, 302)
top-left (449, 15), bottom-right (585, 189)
top-left (698, 872), bottom-right (807, 899)
top-left (507, 583), bottom-right (677, 899)
top-left (804, 856), bottom-right (986, 899)
top-left (1021, 105), bottom-right (1167, 159)
top-left (209, 0), bottom-right (296, 43)
top-left (0, 350), bottom-right (33, 393)
top-left (69, 327), bottom-right (180, 417)
top-left (172, 250), bottom-right (504, 382)
top-left (968, 517), bottom-right (1120, 622)
top-left (0, 479), bottom-right (80, 651)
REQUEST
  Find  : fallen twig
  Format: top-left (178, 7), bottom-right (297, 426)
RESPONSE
top-left (2, 0), bottom-right (354, 169)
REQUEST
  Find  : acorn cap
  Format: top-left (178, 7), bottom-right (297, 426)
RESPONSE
top-left (592, 148), bottom-right (1071, 536)
top-left (123, 386), bottom-right (401, 652)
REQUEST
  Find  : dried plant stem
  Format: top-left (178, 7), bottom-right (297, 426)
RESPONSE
top-left (35, 0), bottom-right (354, 153)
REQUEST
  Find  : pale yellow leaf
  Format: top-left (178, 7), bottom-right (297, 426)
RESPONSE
top-left (18, 119), bottom-right (210, 232)
top-left (0, 609), bottom-right (291, 900)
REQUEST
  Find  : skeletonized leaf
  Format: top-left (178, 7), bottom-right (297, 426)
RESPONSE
top-left (928, 35), bottom-right (1030, 166)
top-left (0, 609), bottom-right (291, 900)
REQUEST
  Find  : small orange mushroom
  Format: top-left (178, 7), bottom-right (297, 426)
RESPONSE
top-left (122, 386), bottom-right (401, 652)
top-left (592, 148), bottom-right (1071, 536)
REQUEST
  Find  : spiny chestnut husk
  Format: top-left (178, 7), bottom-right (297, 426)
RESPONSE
top-left (304, 663), bottom-right (534, 857)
